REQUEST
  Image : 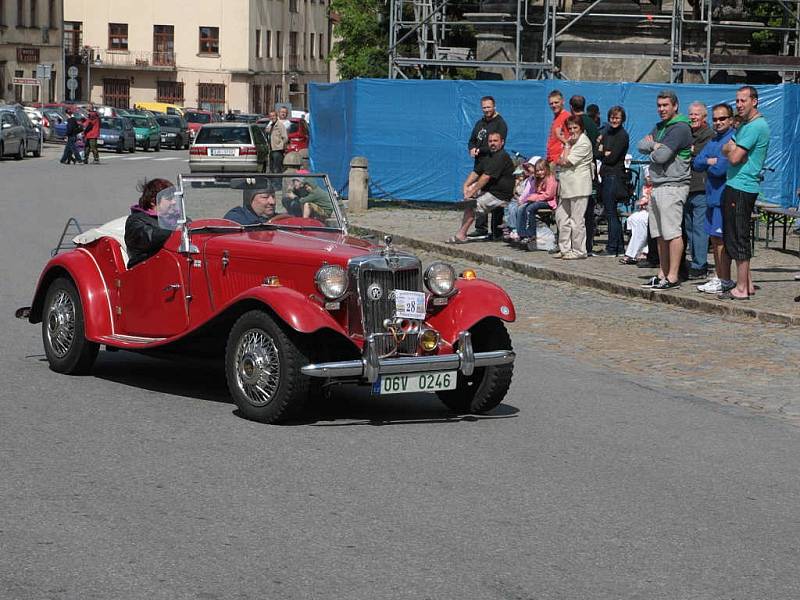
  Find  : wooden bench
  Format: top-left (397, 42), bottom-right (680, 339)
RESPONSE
top-left (758, 204), bottom-right (800, 252)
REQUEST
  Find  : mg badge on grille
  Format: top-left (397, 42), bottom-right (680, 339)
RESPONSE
top-left (367, 283), bottom-right (383, 301)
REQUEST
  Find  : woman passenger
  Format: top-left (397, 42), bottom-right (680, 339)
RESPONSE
top-left (124, 178), bottom-right (177, 268)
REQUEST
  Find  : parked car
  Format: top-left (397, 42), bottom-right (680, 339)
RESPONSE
top-left (185, 109), bottom-right (216, 141)
top-left (97, 116), bottom-right (136, 153)
top-left (52, 109), bottom-right (87, 141)
top-left (134, 102), bottom-right (184, 116)
top-left (16, 173), bottom-right (516, 423)
top-left (189, 122), bottom-right (268, 172)
top-left (154, 114), bottom-right (190, 149)
top-left (0, 105), bottom-right (42, 157)
top-left (0, 110), bottom-right (27, 159)
top-left (224, 112), bottom-right (263, 123)
top-left (128, 114), bottom-right (161, 151)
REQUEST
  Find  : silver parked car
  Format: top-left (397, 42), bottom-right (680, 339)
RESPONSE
top-left (0, 110), bottom-right (28, 159)
top-left (1, 105), bottom-right (42, 157)
top-left (189, 123), bottom-right (269, 173)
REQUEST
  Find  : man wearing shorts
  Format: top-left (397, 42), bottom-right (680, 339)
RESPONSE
top-left (448, 131), bottom-right (515, 244)
top-left (719, 85), bottom-right (770, 300)
top-left (637, 90), bottom-right (693, 290)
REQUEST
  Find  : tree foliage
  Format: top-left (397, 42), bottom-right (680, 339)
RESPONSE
top-left (329, 0), bottom-right (390, 79)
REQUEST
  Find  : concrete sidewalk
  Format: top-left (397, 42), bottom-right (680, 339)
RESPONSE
top-left (350, 206), bottom-right (800, 326)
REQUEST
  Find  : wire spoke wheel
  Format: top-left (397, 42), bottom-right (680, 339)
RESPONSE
top-left (234, 328), bottom-right (281, 407)
top-left (46, 290), bottom-right (76, 358)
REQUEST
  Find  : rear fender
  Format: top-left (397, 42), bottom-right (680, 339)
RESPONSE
top-left (29, 249), bottom-right (114, 339)
top-left (426, 279), bottom-right (516, 346)
top-left (224, 285), bottom-right (353, 342)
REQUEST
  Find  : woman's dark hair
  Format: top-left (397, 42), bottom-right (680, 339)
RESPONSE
top-left (607, 105), bottom-right (626, 123)
top-left (137, 178), bottom-right (173, 210)
top-left (565, 115), bottom-right (584, 131)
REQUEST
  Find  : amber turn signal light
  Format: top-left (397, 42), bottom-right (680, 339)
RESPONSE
top-left (460, 269), bottom-right (477, 280)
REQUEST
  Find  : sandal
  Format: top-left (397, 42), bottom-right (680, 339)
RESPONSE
top-left (445, 236), bottom-right (469, 244)
top-left (618, 256), bottom-right (638, 265)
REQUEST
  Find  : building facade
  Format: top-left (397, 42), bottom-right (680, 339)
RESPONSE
top-left (64, 0), bottom-right (332, 112)
top-left (0, 0), bottom-right (64, 104)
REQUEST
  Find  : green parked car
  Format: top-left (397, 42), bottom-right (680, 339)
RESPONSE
top-left (129, 114), bottom-right (161, 152)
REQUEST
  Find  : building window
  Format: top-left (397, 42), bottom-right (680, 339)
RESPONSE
top-left (265, 30), bottom-right (272, 58)
top-left (289, 0), bottom-right (298, 12)
top-left (103, 78), bottom-right (130, 109)
top-left (251, 84), bottom-right (261, 113)
top-left (255, 29), bottom-right (262, 59)
top-left (0, 0), bottom-right (6, 26)
top-left (274, 85), bottom-right (282, 105)
top-left (17, 0), bottom-right (23, 27)
top-left (108, 23), bottom-right (128, 51)
top-left (30, 0), bottom-right (36, 26)
top-left (157, 80), bottom-right (184, 103)
top-left (64, 21), bottom-right (83, 56)
top-left (48, 0), bottom-right (56, 28)
top-left (198, 82), bottom-right (225, 113)
top-left (310, 33), bottom-right (315, 59)
top-left (153, 25), bottom-right (175, 66)
top-left (276, 31), bottom-right (282, 59)
top-left (319, 34), bottom-right (324, 58)
top-left (263, 84), bottom-right (272, 110)
top-left (199, 26), bottom-right (219, 55)
top-left (289, 32), bottom-right (298, 57)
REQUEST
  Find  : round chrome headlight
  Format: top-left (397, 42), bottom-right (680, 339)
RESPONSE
top-left (315, 264), bottom-right (348, 300)
top-left (424, 262), bottom-right (456, 296)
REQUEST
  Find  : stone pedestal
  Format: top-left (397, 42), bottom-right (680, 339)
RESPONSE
top-left (348, 156), bottom-right (369, 213)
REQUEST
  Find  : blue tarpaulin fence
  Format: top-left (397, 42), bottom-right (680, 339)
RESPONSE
top-left (309, 79), bottom-right (800, 208)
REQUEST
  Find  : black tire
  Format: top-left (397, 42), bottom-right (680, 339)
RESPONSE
top-left (32, 139), bottom-right (42, 157)
top-left (15, 142), bottom-right (25, 160)
top-left (129, 142), bottom-right (135, 153)
top-left (225, 310), bottom-right (311, 423)
top-left (437, 319), bottom-right (513, 414)
top-left (116, 138), bottom-right (123, 153)
top-left (41, 277), bottom-right (100, 375)
top-left (142, 139), bottom-right (149, 152)
top-left (154, 141), bottom-right (160, 152)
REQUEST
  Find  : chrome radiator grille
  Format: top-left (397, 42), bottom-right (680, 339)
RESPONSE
top-left (359, 266), bottom-right (421, 356)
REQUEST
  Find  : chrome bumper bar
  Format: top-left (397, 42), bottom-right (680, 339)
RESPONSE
top-left (300, 331), bottom-right (515, 383)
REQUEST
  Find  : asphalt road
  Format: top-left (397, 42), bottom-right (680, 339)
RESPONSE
top-left (2, 144), bottom-right (799, 600)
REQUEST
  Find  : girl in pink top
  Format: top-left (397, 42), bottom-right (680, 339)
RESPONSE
top-left (514, 159), bottom-right (558, 247)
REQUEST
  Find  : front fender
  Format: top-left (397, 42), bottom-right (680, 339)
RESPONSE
top-left (29, 249), bottom-right (114, 340)
top-left (427, 279), bottom-right (516, 346)
top-left (224, 285), bottom-right (352, 340)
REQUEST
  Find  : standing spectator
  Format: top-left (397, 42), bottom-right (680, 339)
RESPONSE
top-left (597, 105), bottom-right (630, 256)
top-left (515, 159), bottom-right (558, 249)
top-left (447, 131), bottom-right (515, 244)
top-left (82, 104), bottom-right (101, 164)
top-left (684, 101), bottom-right (714, 279)
top-left (467, 96), bottom-right (508, 239)
top-left (693, 103), bottom-right (736, 294)
top-left (587, 104), bottom-right (603, 130)
top-left (637, 90), bottom-right (693, 290)
top-left (268, 107), bottom-right (288, 173)
top-left (570, 95), bottom-right (601, 253)
top-left (59, 108), bottom-right (82, 165)
top-left (719, 85), bottom-right (770, 300)
top-left (553, 116), bottom-right (594, 259)
top-left (546, 90), bottom-right (571, 168)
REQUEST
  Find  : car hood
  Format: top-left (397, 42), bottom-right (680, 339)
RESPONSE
top-left (100, 127), bottom-right (123, 135)
top-left (201, 228), bottom-right (376, 266)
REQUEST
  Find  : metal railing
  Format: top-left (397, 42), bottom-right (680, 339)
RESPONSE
top-left (94, 49), bottom-right (177, 69)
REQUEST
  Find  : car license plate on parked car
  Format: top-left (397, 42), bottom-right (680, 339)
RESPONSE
top-left (210, 148), bottom-right (236, 156)
top-left (373, 371), bottom-right (457, 395)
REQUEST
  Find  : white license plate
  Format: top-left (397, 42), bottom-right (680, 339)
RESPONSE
top-left (210, 148), bottom-right (236, 156)
top-left (374, 371), bottom-right (457, 395)
top-left (96, 139), bottom-right (104, 145)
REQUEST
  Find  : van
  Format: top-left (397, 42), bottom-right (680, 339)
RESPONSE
top-left (133, 102), bottom-right (184, 117)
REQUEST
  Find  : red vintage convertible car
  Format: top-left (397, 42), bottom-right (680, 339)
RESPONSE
top-left (17, 173), bottom-right (516, 423)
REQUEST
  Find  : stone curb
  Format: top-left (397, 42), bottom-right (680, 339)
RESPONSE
top-left (353, 224), bottom-right (800, 327)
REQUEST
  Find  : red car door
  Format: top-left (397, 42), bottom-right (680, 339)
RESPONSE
top-left (117, 250), bottom-right (189, 338)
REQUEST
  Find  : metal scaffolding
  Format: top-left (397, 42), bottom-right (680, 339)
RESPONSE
top-left (387, 0), bottom-right (800, 82)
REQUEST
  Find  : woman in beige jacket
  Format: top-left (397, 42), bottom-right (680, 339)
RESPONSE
top-left (554, 116), bottom-right (594, 259)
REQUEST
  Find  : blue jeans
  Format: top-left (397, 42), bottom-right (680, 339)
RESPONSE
top-left (517, 201), bottom-right (552, 239)
top-left (504, 200), bottom-right (523, 231)
top-left (60, 136), bottom-right (79, 163)
top-left (684, 191), bottom-right (709, 270)
top-left (601, 175), bottom-right (624, 253)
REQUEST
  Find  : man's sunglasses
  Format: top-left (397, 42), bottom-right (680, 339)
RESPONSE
top-left (712, 117), bottom-right (731, 122)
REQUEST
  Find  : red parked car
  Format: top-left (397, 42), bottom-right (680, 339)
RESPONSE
top-left (16, 173), bottom-right (515, 423)
top-left (184, 109), bottom-right (217, 141)
top-left (256, 117), bottom-right (309, 154)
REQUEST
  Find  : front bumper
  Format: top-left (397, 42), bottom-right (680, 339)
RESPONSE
top-left (301, 331), bottom-right (515, 383)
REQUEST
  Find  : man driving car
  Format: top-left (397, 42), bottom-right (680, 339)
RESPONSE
top-left (224, 188), bottom-right (277, 225)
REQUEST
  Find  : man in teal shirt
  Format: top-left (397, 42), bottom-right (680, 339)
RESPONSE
top-left (719, 85), bottom-right (770, 300)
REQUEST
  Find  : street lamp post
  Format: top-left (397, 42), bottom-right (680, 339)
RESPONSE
top-left (80, 46), bottom-right (92, 102)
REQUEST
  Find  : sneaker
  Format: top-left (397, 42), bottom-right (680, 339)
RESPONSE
top-left (687, 268), bottom-right (708, 280)
top-left (720, 279), bottom-right (736, 292)
top-left (550, 251), bottom-right (563, 259)
top-left (653, 278), bottom-right (681, 291)
top-left (641, 276), bottom-right (663, 288)
top-left (547, 248), bottom-right (562, 255)
top-left (697, 277), bottom-right (722, 294)
top-left (467, 229), bottom-right (488, 238)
